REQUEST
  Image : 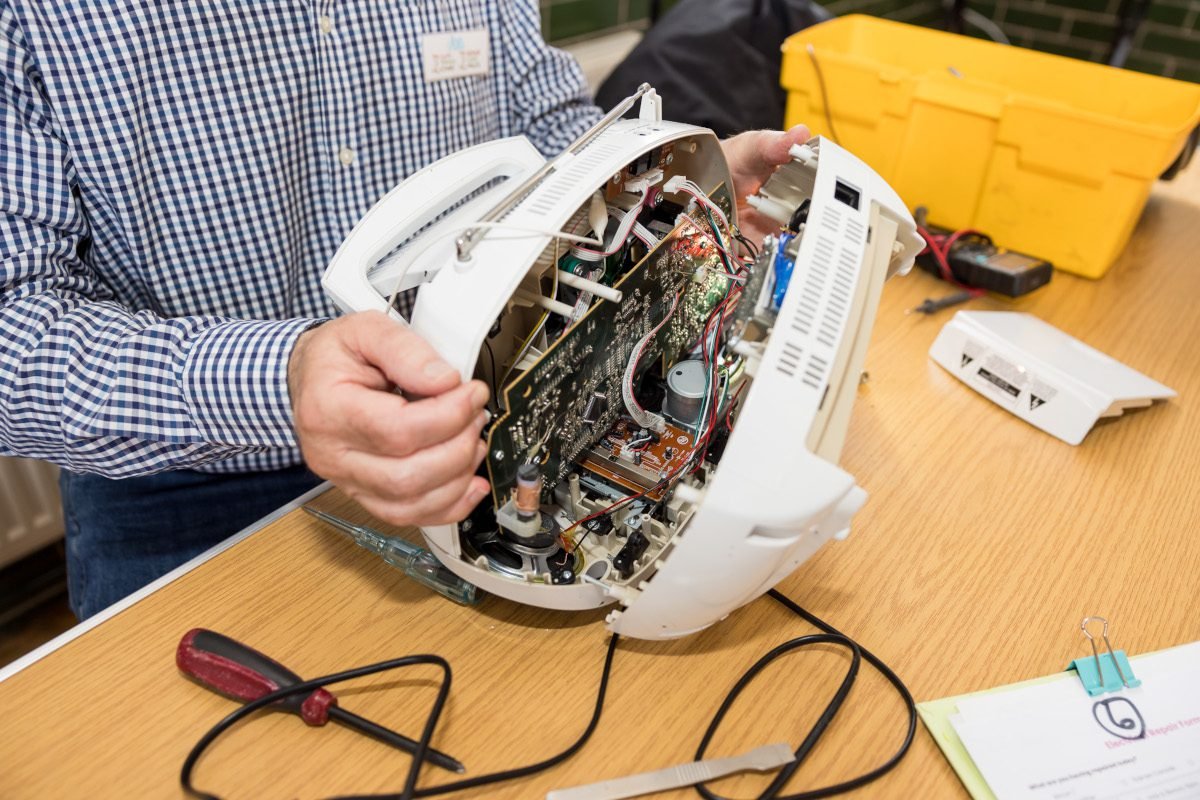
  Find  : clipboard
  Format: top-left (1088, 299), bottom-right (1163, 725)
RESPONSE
top-left (916, 617), bottom-right (1198, 800)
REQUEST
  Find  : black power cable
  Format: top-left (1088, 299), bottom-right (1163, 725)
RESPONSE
top-left (181, 591), bottom-right (916, 800)
top-left (691, 590), bottom-right (918, 800)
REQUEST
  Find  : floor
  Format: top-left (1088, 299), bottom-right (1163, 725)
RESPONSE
top-left (0, 545), bottom-right (77, 670)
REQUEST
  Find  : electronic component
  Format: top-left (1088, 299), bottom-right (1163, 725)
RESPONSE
top-left (663, 359), bottom-right (707, 427)
top-left (612, 530), bottom-right (650, 579)
top-left (578, 418), bottom-right (694, 502)
top-left (323, 86), bottom-right (922, 639)
top-left (915, 220), bottom-right (1052, 297)
top-left (582, 515), bottom-right (614, 537)
top-left (771, 233), bottom-right (797, 310)
top-left (514, 463), bottom-right (540, 520)
top-left (581, 391), bottom-right (608, 425)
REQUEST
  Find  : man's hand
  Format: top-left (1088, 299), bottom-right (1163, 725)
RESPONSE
top-left (719, 124), bottom-right (811, 243)
top-left (288, 311), bottom-right (490, 527)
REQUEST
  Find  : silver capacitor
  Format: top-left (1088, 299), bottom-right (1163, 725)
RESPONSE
top-left (663, 359), bottom-right (707, 427)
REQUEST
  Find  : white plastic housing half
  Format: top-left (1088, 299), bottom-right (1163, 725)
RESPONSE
top-left (608, 138), bottom-right (917, 638)
top-left (322, 137), bottom-right (546, 318)
top-left (929, 310), bottom-right (1175, 445)
top-left (322, 118), bottom-right (916, 638)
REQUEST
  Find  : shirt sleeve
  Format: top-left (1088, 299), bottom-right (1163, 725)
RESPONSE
top-left (0, 12), bottom-right (322, 477)
top-left (497, 1), bottom-right (604, 157)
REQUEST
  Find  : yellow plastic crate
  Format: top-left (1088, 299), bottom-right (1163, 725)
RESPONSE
top-left (782, 16), bottom-right (1200, 278)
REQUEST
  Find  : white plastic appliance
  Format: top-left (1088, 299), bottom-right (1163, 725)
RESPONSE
top-left (930, 310), bottom-right (1176, 444)
top-left (323, 87), bottom-right (921, 639)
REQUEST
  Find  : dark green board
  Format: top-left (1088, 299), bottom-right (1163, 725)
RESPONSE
top-left (486, 186), bottom-right (734, 504)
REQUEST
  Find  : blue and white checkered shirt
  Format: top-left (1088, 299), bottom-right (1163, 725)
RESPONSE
top-left (0, 1), bottom-right (601, 477)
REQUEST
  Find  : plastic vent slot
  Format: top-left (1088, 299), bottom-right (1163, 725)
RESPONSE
top-left (526, 139), bottom-right (624, 218)
top-left (777, 341), bottom-right (805, 377)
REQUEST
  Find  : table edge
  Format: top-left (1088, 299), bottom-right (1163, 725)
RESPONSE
top-left (0, 480), bottom-right (332, 684)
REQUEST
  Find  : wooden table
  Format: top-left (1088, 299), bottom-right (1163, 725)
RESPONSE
top-left (2, 164), bottom-right (1198, 800)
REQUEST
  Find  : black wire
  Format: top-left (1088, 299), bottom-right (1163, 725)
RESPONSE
top-left (181, 655), bottom-right (453, 800)
top-left (734, 231), bottom-right (759, 259)
top-left (180, 592), bottom-right (915, 800)
top-left (726, 589), bottom-right (920, 800)
top-left (409, 633), bottom-right (618, 798)
top-left (180, 638), bottom-right (619, 800)
top-left (694, 632), bottom-right (860, 800)
top-left (806, 44), bottom-right (840, 144)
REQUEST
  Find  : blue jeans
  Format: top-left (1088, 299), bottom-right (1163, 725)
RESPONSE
top-left (60, 465), bottom-right (322, 620)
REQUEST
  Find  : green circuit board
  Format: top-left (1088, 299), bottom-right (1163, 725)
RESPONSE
top-left (486, 186), bottom-right (734, 505)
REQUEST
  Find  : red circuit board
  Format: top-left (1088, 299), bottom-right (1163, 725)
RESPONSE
top-left (577, 418), bottom-right (695, 501)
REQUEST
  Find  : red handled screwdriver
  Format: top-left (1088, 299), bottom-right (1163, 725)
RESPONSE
top-left (177, 628), bottom-right (465, 773)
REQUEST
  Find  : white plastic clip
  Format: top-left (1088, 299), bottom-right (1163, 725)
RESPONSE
top-left (638, 89), bottom-right (663, 125)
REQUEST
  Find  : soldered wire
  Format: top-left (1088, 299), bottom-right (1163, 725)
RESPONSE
top-left (702, 206), bottom-right (737, 276)
top-left (621, 287), bottom-right (684, 433)
top-left (568, 187), bottom-right (649, 260)
top-left (674, 179), bottom-right (731, 234)
top-left (677, 214), bottom-right (744, 280)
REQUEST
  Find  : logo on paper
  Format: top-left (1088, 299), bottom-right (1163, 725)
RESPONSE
top-left (1093, 697), bottom-right (1145, 740)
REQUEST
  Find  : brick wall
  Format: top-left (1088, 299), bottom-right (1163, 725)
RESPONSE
top-left (540, 0), bottom-right (942, 39)
top-left (539, 0), bottom-right (1200, 82)
top-left (969, 0), bottom-right (1200, 82)
top-left (820, 0), bottom-right (942, 25)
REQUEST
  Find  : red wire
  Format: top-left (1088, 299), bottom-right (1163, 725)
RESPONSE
top-left (567, 259), bottom-right (747, 550)
top-left (917, 225), bottom-right (986, 297)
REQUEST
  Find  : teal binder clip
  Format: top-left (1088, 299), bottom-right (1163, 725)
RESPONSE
top-left (1067, 616), bottom-right (1141, 696)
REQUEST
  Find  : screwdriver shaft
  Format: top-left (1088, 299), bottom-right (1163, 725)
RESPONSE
top-left (329, 706), bottom-right (465, 773)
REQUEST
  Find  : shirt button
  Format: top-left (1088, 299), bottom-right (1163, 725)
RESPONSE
top-left (318, 15), bottom-right (333, 34)
top-left (338, 147), bottom-right (355, 166)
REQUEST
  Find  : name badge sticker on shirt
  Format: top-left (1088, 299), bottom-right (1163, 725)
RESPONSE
top-left (421, 29), bottom-right (490, 82)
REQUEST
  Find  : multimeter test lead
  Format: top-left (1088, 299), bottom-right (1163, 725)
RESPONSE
top-left (302, 506), bottom-right (480, 606)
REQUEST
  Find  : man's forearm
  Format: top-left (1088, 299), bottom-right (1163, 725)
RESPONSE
top-left (0, 275), bottom-right (323, 476)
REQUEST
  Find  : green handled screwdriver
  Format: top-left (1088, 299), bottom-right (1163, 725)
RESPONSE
top-left (303, 507), bottom-right (479, 606)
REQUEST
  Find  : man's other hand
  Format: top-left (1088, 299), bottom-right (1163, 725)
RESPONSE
top-left (719, 124), bottom-right (811, 243)
top-left (288, 311), bottom-right (490, 527)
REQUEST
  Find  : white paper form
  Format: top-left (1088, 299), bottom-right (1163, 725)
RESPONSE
top-left (949, 642), bottom-right (1200, 800)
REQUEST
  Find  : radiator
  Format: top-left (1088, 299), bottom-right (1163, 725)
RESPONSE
top-left (0, 457), bottom-right (64, 569)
